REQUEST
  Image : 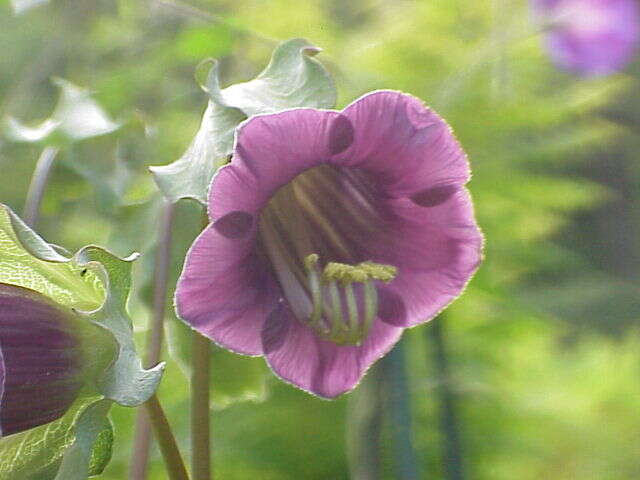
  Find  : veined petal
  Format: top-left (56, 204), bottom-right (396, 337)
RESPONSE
top-left (337, 90), bottom-right (470, 198)
top-left (176, 223), bottom-right (281, 355)
top-left (0, 284), bottom-right (84, 436)
top-left (262, 303), bottom-right (402, 398)
top-left (208, 109), bottom-right (355, 220)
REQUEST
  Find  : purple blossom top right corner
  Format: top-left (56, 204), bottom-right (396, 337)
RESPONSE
top-left (532, 0), bottom-right (640, 77)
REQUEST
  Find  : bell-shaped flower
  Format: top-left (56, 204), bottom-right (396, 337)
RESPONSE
top-left (176, 91), bottom-right (483, 398)
top-left (0, 283), bottom-right (87, 436)
top-left (534, 0), bottom-right (640, 76)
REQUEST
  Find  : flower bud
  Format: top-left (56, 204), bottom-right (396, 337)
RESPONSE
top-left (0, 283), bottom-right (86, 437)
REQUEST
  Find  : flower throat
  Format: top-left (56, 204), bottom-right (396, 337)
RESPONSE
top-left (257, 165), bottom-right (398, 346)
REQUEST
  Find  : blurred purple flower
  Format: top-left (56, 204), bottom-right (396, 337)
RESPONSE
top-left (0, 284), bottom-right (85, 436)
top-left (176, 91), bottom-right (483, 398)
top-left (534, 0), bottom-right (640, 76)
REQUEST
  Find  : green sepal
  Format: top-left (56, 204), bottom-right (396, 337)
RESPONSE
top-left (0, 204), bottom-right (163, 478)
top-left (151, 38), bottom-right (337, 204)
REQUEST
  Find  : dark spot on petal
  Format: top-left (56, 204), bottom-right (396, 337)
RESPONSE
top-left (213, 211), bottom-right (253, 239)
top-left (378, 288), bottom-right (407, 327)
top-left (328, 115), bottom-right (355, 155)
top-left (411, 185), bottom-right (459, 207)
top-left (261, 302), bottom-right (290, 354)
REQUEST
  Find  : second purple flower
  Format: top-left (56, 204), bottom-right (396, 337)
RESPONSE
top-left (176, 90), bottom-right (483, 398)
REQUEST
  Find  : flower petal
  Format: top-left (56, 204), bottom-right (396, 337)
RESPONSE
top-left (176, 223), bottom-right (281, 355)
top-left (263, 303), bottom-right (403, 398)
top-left (337, 90), bottom-right (470, 198)
top-left (535, 0), bottom-right (640, 76)
top-left (208, 109), bottom-right (354, 219)
top-left (0, 284), bottom-right (84, 436)
top-left (379, 191), bottom-right (483, 327)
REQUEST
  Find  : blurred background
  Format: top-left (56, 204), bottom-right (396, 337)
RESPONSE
top-left (1, 0), bottom-right (639, 478)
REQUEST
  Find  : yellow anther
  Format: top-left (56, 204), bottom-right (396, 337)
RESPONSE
top-left (358, 262), bottom-right (397, 283)
top-left (304, 253), bottom-right (319, 270)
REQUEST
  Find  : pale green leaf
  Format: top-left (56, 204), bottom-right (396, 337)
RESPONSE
top-left (4, 78), bottom-right (120, 145)
top-left (151, 38), bottom-right (336, 204)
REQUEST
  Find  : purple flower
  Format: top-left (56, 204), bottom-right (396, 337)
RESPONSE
top-left (176, 91), bottom-right (483, 398)
top-left (534, 0), bottom-right (640, 76)
top-left (0, 284), bottom-right (85, 436)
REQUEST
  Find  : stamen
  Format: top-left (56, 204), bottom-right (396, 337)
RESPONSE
top-left (302, 254), bottom-right (397, 346)
top-left (304, 254), bottom-right (323, 328)
top-left (362, 281), bottom-right (378, 339)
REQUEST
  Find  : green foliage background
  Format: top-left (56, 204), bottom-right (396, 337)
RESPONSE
top-left (1, 0), bottom-right (639, 478)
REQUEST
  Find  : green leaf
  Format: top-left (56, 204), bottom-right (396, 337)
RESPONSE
top-left (149, 82), bottom-right (245, 204)
top-left (167, 316), bottom-right (269, 409)
top-left (4, 78), bottom-right (120, 145)
top-left (221, 38), bottom-right (337, 116)
top-left (0, 204), bottom-right (163, 478)
top-left (151, 38), bottom-right (336, 204)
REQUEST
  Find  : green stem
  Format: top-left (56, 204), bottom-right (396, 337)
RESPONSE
top-left (145, 394), bottom-right (190, 480)
top-left (427, 316), bottom-right (466, 480)
top-left (23, 146), bottom-right (59, 228)
top-left (130, 201), bottom-right (176, 479)
top-left (382, 340), bottom-right (422, 479)
top-left (346, 366), bottom-right (383, 480)
top-left (191, 331), bottom-right (211, 479)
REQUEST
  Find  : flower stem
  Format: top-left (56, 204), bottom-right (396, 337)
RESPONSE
top-left (145, 394), bottom-right (190, 480)
top-left (382, 339), bottom-right (422, 479)
top-left (427, 315), bottom-right (466, 480)
top-left (346, 366), bottom-right (383, 480)
top-left (130, 200), bottom-right (176, 480)
top-left (23, 146), bottom-right (59, 228)
top-left (191, 330), bottom-right (211, 479)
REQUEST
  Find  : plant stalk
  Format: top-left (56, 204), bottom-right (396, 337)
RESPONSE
top-left (346, 365), bottom-right (383, 480)
top-left (191, 330), bottom-right (211, 479)
top-left (145, 394), bottom-right (190, 480)
top-left (427, 316), bottom-right (466, 480)
top-left (130, 201), bottom-right (176, 479)
top-left (382, 339), bottom-right (422, 479)
top-left (23, 146), bottom-right (59, 228)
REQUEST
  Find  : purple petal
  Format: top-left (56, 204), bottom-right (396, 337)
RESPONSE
top-left (328, 114), bottom-right (355, 155)
top-left (261, 302), bottom-right (290, 354)
top-left (335, 90), bottom-right (470, 198)
top-left (379, 191), bottom-right (483, 327)
top-left (535, 0), bottom-right (640, 76)
top-left (208, 110), bottom-right (355, 220)
top-left (0, 284), bottom-right (84, 436)
top-left (411, 184), bottom-right (460, 207)
top-left (264, 304), bottom-right (403, 398)
top-left (176, 223), bottom-right (281, 355)
top-left (213, 211), bottom-right (254, 239)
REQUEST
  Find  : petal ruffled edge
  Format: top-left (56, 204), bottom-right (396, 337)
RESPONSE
top-left (208, 108), bottom-right (356, 220)
top-left (262, 302), bottom-right (403, 398)
top-left (175, 222), bottom-right (281, 356)
top-left (335, 90), bottom-right (470, 199)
